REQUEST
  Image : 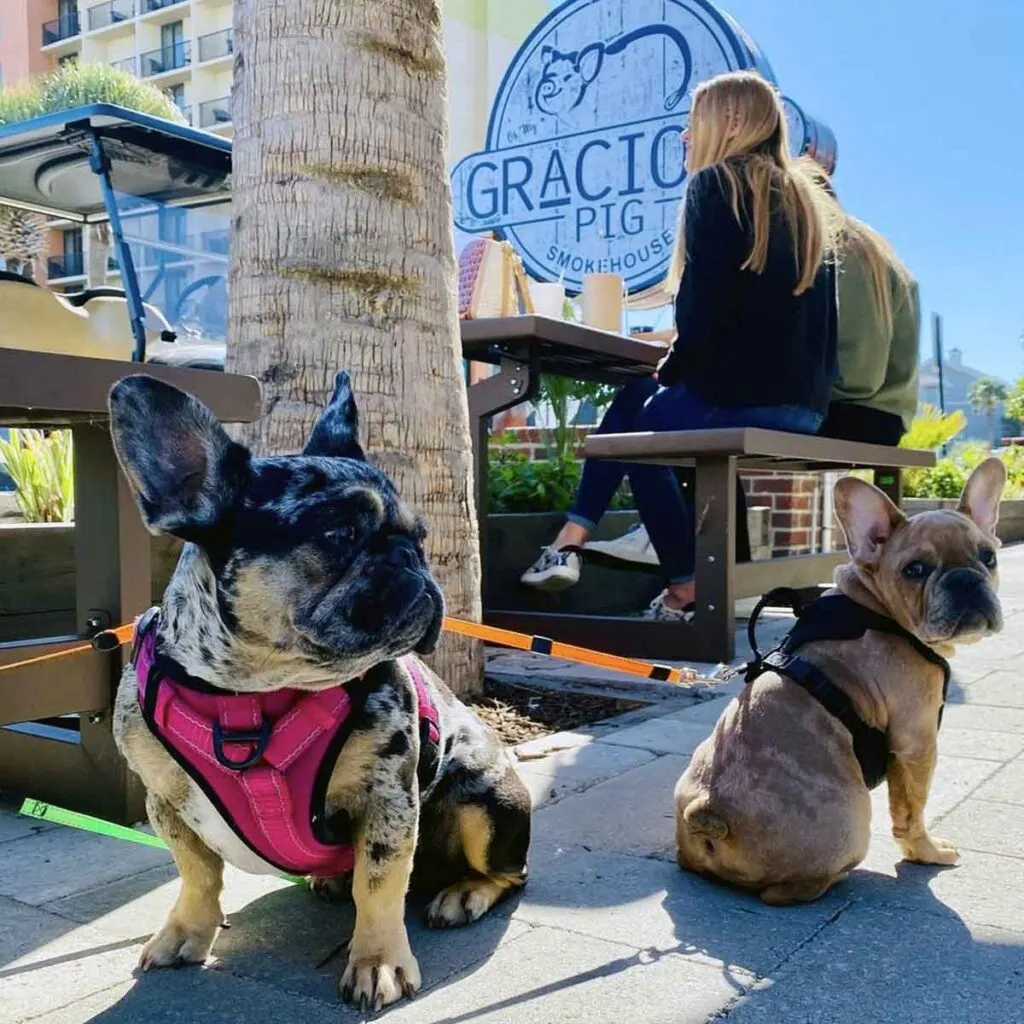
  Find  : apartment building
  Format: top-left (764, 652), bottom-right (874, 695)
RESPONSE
top-left (2, 0), bottom-right (233, 290)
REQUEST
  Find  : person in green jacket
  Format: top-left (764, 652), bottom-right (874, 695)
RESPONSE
top-left (819, 210), bottom-right (920, 446)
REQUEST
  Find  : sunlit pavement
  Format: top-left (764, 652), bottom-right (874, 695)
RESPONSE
top-left (3, 548), bottom-right (1023, 1023)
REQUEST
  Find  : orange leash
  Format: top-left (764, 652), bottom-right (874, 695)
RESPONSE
top-left (442, 617), bottom-right (696, 685)
top-left (1, 619), bottom-right (696, 687)
top-left (0, 623), bottom-right (134, 674)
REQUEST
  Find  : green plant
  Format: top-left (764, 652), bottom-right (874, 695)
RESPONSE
top-left (1006, 376), bottom-right (1024, 425)
top-left (534, 376), bottom-right (617, 463)
top-left (487, 433), bottom-right (632, 514)
top-left (0, 62), bottom-right (186, 127)
top-left (0, 429), bottom-right (74, 523)
top-left (899, 404), bottom-right (967, 451)
top-left (903, 459), bottom-right (967, 499)
top-left (900, 404), bottom-right (968, 495)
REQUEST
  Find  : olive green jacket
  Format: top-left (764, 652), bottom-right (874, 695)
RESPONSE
top-left (832, 249), bottom-right (920, 430)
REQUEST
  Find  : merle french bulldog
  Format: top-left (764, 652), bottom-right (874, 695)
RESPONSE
top-left (108, 373), bottom-right (530, 1011)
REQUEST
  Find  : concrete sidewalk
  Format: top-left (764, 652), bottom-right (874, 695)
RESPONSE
top-left (3, 553), bottom-right (1024, 1023)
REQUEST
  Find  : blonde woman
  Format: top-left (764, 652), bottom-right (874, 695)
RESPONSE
top-left (522, 71), bottom-right (840, 618)
top-left (821, 211), bottom-right (920, 445)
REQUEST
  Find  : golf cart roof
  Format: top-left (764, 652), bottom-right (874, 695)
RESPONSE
top-left (0, 103), bottom-right (231, 222)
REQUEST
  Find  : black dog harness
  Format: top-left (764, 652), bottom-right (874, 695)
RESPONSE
top-left (745, 589), bottom-right (951, 789)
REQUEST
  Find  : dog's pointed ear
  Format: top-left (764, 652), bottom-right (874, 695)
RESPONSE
top-left (834, 476), bottom-right (906, 566)
top-left (958, 457), bottom-right (1006, 534)
top-left (108, 375), bottom-right (249, 538)
top-left (303, 372), bottom-right (365, 461)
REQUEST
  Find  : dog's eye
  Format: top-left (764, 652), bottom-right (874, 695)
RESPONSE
top-left (902, 560), bottom-right (932, 582)
top-left (324, 525), bottom-right (354, 546)
top-left (979, 547), bottom-right (997, 569)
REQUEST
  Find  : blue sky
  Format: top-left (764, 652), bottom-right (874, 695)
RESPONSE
top-left (537, 0), bottom-right (1022, 380)
top-left (710, 0), bottom-right (1024, 383)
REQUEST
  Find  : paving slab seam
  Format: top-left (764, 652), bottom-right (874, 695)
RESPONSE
top-left (705, 896), bottom-right (860, 1021)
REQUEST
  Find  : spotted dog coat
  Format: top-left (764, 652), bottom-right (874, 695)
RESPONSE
top-left (108, 373), bottom-right (531, 1011)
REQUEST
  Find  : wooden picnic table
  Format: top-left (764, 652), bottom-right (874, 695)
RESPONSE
top-left (0, 349), bottom-right (260, 823)
top-left (461, 316), bottom-right (667, 648)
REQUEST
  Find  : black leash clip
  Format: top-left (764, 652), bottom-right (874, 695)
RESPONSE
top-left (744, 587), bottom-right (805, 683)
top-left (85, 611), bottom-right (120, 653)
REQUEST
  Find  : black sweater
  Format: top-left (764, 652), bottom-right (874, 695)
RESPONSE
top-left (658, 166), bottom-right (838, 416)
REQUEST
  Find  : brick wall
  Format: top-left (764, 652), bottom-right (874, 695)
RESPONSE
top-left (491, 425), bottom-right (828, 556)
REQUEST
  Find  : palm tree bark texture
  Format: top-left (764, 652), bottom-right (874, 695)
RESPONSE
top-left (227, 0), bottom-right (483, 693)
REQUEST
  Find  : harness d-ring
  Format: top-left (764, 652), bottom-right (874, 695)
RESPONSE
top-left (212, 720), bottom-right (271, 770)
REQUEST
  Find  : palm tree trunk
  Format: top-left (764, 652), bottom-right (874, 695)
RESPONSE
top-left (227, 0), bottom-right (483, 693)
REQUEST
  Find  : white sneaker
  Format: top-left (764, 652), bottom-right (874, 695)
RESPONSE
top-left (520, 546), bottom-right (582, 591)
top-left (584, 524), bottom-right (661, 567)
top-left (642, 590), bottom-right (696, 622)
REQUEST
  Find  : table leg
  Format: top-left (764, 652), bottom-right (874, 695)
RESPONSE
top-left (693, 457), bottom-right (737, 663)
top-left (873, 467), bottom-right (903, 508)
top-left (467, 356), bottom-right (537, 582)
top-left (74, 424), bottom-right (150, 824)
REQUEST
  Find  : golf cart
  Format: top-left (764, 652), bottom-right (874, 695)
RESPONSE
top-left (0, 106), bottom-right (257, 824)
top-left (0, 103), bottom-right (231, 369)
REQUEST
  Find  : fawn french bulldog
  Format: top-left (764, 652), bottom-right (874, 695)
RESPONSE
top-left (675, 459), bottom-right (1005, 904)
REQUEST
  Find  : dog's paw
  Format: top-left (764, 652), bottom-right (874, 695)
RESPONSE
top-left (309, 874), bottom-right (353, 903)
top-left (340, 939), bottom-right (421, 1010)
top-left (899, 833), bottom-right (960, 866)
top-left (139, 919), bottom-right (219, 971)
top-left (425, 878), bottom-right (503, 929)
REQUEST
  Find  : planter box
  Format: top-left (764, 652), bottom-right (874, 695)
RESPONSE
top-left (0, 523), bottom-right (181, 642)
top-left (904, 498), bottom-right (1024, 545)
top-left (485, 506), bottom-right (773, 617)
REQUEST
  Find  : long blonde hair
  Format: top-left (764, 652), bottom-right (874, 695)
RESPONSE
top-left (796, 154), bottom-right (915, 334)
top-left (841, 215), bottom-right (914, 337)
top-left (667, 71), bottom-right (840, 296)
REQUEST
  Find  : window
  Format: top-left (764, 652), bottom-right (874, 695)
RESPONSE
top-left (167, 83), bottom-right (185, 108)
top-left (63, 229), bottom-right (83, 259)
top-left (58, 53), bottom-right (78, 67)
top-left (162, 21), bottom-right (184, 52)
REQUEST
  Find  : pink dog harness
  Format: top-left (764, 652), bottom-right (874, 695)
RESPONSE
top-left (132, 609), bottom-right (440, 877)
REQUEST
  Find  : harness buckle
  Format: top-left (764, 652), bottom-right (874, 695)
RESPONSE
top-left (212, 720), bottom-right (271, 771)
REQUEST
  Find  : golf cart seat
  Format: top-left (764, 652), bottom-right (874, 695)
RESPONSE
top-left (0, 274), bottom-right (226, 368)
top-left (1, 271), bottom-right (172, 361)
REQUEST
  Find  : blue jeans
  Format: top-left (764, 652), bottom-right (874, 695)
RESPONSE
top-left (569, 378), bottom-right (822, 584)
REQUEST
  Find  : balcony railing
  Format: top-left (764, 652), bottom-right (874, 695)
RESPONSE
top-left (42, 13), bottom-right (81, 46)
top-left (87, 0), bottom-right (136, 31)
top-left (198, 96), bottom-right (232, 129)
top-left (140, 41), bottom-right (191, 77)
top-left (143, 0), bottom-right (187, 11)
top-left (110, 56), bottom-right (137, 74)
top-left (48, 253), bottom-right (85, 280)
top-left (198, 28), bottom-right (233, 63)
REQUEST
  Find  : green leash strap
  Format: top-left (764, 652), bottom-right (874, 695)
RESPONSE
top-left (19, 798), bottom-right (305, 885)
top-left (20, 798), bottom-right (169, 849)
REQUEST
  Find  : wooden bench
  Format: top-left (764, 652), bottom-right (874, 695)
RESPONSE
top-left (0, 349), bottom-right (261, 824)
top-left (576, 427), bottom-right (935, 663)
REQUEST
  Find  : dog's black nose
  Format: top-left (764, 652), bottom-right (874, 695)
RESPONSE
top-left (386, 536), bottom-right (420, 572)
top-left (941, 567), bottom-right (987, 594)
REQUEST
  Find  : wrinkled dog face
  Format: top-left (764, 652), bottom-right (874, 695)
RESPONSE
top-left (834, 459), bottom-right (1006, 645)
top-left (108, 373), bottom-right (444, 680)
